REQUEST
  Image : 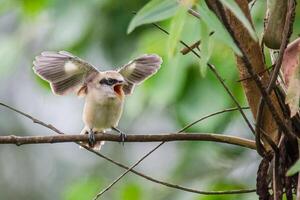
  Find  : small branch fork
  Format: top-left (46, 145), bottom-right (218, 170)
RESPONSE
top-left (0, 102), bottom-right (257, 196)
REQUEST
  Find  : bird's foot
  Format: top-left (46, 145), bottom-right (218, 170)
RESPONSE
top-left (88, 129), bottom-right (96, 147)
top-left (112, 127), bottom-right (127, 145)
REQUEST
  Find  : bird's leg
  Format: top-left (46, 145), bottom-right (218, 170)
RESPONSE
top-left (112, 127), bottom-right (127, 145)
top-left (88, 128), bottom-right (96, 147)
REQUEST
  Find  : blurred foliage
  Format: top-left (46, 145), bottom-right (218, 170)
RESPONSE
top-left (120, 183), bottom-right (143, 200)
top-left (63, 178), bottom-right (102, 200)
top-left (1, 0), bottom-right (300, 200)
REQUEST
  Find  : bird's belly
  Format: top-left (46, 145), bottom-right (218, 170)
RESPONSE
top-left (83, 97), bottom-right (123, 131)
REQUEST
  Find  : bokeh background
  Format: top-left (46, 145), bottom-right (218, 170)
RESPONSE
top-left (1, 1), bottom-right (299, 199)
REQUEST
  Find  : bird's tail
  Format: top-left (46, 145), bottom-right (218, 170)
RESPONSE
top-left (83, 140), bottom-right (105, 151)
top-left (80, 128), bottom-right (105, 151)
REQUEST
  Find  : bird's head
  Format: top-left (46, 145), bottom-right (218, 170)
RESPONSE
top-left (87, 71), bottom-right (125, 98)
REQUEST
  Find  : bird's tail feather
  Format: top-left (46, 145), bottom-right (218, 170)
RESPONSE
top-left (79, 141), bottom-right (105, 151)
top-left (79, 128), bottom-right (105, 151)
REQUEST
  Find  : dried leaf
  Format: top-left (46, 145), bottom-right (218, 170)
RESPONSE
top-left (282, 38), bottom-right (300, 117)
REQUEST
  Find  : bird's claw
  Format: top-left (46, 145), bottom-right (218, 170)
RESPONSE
top-left (112, 127), bottom-right (127, 146)
top-left (120, 132), bottom-right (127, 146)
top-left (88, 129), bottom-right (96, 147)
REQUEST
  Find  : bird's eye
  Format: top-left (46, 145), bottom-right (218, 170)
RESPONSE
top-left (99, 78), bottom-right (117, 85)
top-left (107, 78), bottom-right (115, 85)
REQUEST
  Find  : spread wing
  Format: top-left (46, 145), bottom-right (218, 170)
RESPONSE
top-left (118, 54), bottom-right (162, 95)
top-left (33, 51), bottom-right (99, 95)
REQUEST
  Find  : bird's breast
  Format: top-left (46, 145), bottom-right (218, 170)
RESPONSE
top-left (83, 96), bottom-right (124, 131)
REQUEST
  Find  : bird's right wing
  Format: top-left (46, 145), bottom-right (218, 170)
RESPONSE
top-left (33, 51), bottom-right (99, 96)
top-left (118, 54), bottom-right (162, 95)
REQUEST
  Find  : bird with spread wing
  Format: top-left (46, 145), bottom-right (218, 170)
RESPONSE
top-left (33, 51), bottom-right (162, 150)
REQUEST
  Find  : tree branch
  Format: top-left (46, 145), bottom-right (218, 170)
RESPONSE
top-left (0, 133), bottom-right (256, 149)
top-left (0, 101), bottom-right (257, 196)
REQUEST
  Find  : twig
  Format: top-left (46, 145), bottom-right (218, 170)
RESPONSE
top-left (250, 0), bottom-right (258, 12)
top-left (93, 142), bottom-right (164, 200)
top-left (179, 106), bottom-right (249, 131)
top-left (0, 102), bottom-right (63, 134)
top-left (266, 0), bottom-right (295, 94)
top-left (153, 23), bottom-right (256, 136)
top-left (188, 8), bottom-right (200, 19)
top-left (180, 31), bottom-right (214, 55)
top-left (237, 65), bottom-right (274, 82)
top-left (181, 40), bottom-right (200, 55)
top-left (82, 145), bottom-right (257, 196)
top-left (0, 102), bottom-right (257, 196)
top-left (0, 133), bottom-right (256, 149)
top-left (93, 107), bottom-right (254, 199)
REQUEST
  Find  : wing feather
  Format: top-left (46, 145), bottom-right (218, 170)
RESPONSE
top-left (33, 51), bottom-right (98, 95)
top-left (118, 54), bottom-right (162, 95)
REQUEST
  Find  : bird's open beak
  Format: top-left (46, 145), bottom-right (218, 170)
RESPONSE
top-left (113, 81), bottom-right (125, 96)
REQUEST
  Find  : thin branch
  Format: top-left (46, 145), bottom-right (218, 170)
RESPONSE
top-left (179, 106), bottom-right (249, 132)
top-left (0, 102), bottom-right (257, 196)
top-left (266, 0), bottom-right (295, 94)
top-left (0, 133), bottom-right (256, 149)
top-left (82, 146), bottom-right (257, 196)
top-left (180, 40), bottom-right (200, 55)
top-left (180, 32), bottom-right (214, 55)
top-left (93, 107), bottom-right (254, 199)
top-left (0, 102), bottom-right (63, 134)
top-left (237, 65), bottom-right (274, 83)
top-left (188, 8), bottom-right (200, 19)
top-left (93, 142), bottom-right (165, 200)
top-left (249, 0), bottom-right (258, 12)
top-left (153, 23), bottom-right (256, 136)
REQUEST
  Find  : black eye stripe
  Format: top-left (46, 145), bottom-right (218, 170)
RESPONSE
top-left (99, 78), bottom-right (120, 85)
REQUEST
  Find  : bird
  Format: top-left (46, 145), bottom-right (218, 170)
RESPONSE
top-left (32, 51), bottom-right (162, 150)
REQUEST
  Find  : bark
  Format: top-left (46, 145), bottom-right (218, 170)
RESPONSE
top-left (206, 0), bottom-right (284, 149)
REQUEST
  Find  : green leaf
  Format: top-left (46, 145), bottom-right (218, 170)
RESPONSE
top-left (127, 0), bottom-right (179, 34)
top-left (219, 0), bottom-right (257, 41)
top-left (197, 2), bottom-right (242, 56)
top-left (198, 19), bottom-right (212, 76)
top-left (287, 158), bottom-right (300, 176)
top-left (167, 3), bottom-right (189, 58)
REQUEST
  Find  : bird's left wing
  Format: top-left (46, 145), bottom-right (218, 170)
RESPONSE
top-left (118, 54), bottom-right (162, 95)
top-left (33, 51), bottom-right (99, 96)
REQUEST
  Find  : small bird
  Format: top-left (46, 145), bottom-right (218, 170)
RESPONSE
top-left (33, 51), bottom-right (162, 150)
